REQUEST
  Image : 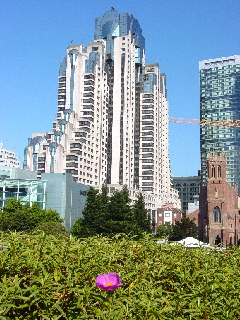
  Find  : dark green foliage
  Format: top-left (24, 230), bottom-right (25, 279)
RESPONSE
top-left (108, 186), bottom-right (131, 219)
top-left (156, 222), bottom-right (174, 239)
top-left (132, 192), bottom-right (151, 234)
top-left (72, 186), bottom-right (151, 237)
top-left (0, 198), bottom-right (63, 233)
top-left (2, 197), bottom-right (22, 213)
top-left (0, 210), bottom-right (35, 233)
top-left (33, 222), bottom-right (69, 238)
top-left (105, 186), bottom-right (133, 234)
top-left (72, 186), bottom-right (109, 237)
top-left (169, 217), bottom-right (198, 241)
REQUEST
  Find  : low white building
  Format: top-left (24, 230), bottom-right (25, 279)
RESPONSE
top-left (188, 195), bottom-right (199, 214)
top-left (0, 143), bottom-right (21, 168)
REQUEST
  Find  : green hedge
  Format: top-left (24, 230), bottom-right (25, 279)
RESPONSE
top-left (0, 232), bottom-right (240, 319)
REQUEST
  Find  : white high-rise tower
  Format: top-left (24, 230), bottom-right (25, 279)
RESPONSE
top-left (25, 9), bottom-right (179, 208)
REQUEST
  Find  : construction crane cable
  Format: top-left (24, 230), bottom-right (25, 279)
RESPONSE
top-left (168, 117), bottom-right (240, 128)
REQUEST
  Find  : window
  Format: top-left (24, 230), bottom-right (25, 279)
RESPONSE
top-left (217, 165), bottom-right (222, 177)
top-left (211, 165), bottom-right (216, 178)
top-left (165, 212), bottom-right (170, 217)
top-left (213, 206), bottom-right (221, 223)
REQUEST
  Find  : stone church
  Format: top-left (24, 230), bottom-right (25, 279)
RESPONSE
top-left (199, 152), bottom-right (240, 246)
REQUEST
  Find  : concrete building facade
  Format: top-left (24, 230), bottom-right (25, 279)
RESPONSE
top-left (41, 173), bottom-right (90, 230)
top-left (24, 9), bottom-right (179, 209)
top-left (0, 143), bottom-right (21, 168)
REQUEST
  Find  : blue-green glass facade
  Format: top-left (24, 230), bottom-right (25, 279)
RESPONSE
top-left (200, 55), bottom-right (240, 191)
top-left (94, 9), bottom-right (145, 62)
top-left (143, 73), bottom-right (157, 93)
top-left (0, 179), bottom-right (46, 209)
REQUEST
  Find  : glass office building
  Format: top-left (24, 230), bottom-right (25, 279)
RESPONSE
top-left (200, 55), bottom-right (240, 191)
top-left (172, 175), bottom-right (201, 212)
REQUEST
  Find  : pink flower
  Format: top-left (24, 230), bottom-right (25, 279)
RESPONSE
top-left (95, 273), bottom-right (123, 291)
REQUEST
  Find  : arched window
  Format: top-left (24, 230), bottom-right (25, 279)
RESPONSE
top-left (213, 206), bottom-right (221, 223)
top-left (211, 165), bottom-right (216, 178)
top-left (217, 165), bottom-right (222, 177)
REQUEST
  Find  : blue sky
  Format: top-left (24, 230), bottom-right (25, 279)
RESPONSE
top-left (1, 0), bottom-right (240, 177)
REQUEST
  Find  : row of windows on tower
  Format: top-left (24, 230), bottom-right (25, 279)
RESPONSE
top-left (211, 165), bottom-right (222, 178)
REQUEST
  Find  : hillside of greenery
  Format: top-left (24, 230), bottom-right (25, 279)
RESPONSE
top-left (1, 233), bottom-right (240, 319)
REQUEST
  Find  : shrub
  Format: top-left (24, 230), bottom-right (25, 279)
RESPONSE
top-left (0, 232), bottom-right (240, 319)
top-left (0, 198), bottom-right (63, 233)
top-left (33, 221), bottom-right (69, 238)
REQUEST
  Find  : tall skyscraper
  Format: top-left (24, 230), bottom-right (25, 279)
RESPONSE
top-left (24, 9), bottom-right (179, 207)
top-left (200, 55), bottom-right (240, 191)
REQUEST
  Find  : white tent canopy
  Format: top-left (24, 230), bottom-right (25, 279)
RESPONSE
top-left (176, 237), bottom-right (210, 247)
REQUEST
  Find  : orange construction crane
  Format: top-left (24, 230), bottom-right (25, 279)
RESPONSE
top-left (169, 117), bottom-right (240, 128)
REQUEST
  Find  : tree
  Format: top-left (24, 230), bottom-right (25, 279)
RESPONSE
top-left (34, 222), bottom-right (69, 238)
top-left (72, 186), bottom-right (110, 237)
top-left (156, 222), bottom-right (174, 239)
top-left (71, 217), bottom-right (86, 237)
top-left (105, 186), bottom-right (133, 234)
top-left (0, 198), bottom-right (63, 233)
top-left (72, 185), bottom-right (151, 237)
top-left (169, 217), bottom-right (198, 241)
top-left (1, 198), bottom-right (23, 213)
top-left (0, 210), bottom-right (35, 233)
top-left (132, 193), bottom-right (151, 234)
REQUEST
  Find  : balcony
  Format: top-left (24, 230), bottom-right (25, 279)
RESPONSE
top-left (84, 80), bottom-right (95, 86)
top-left (83, 104), bottom-right (94, 110)
top-left (84, 74), bottom-right (95, 80)
top-left (83, 92), bottom-right (94, 98)
top-left (83, 98), bottom-right (94, 104)
top-left (66, 155), bottom-right (78, 161)
top-left (84, 86), bottom-right (94, 92)
top-left (79, 120), bottom-right (90, 127)
top-left (70, 143), bottom-right (82, 150)
top-left (66, 162), bottom-right (78, 168)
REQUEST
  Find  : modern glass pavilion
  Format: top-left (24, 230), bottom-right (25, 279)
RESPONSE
top-left (0, 178), bottom-right (46, 209)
